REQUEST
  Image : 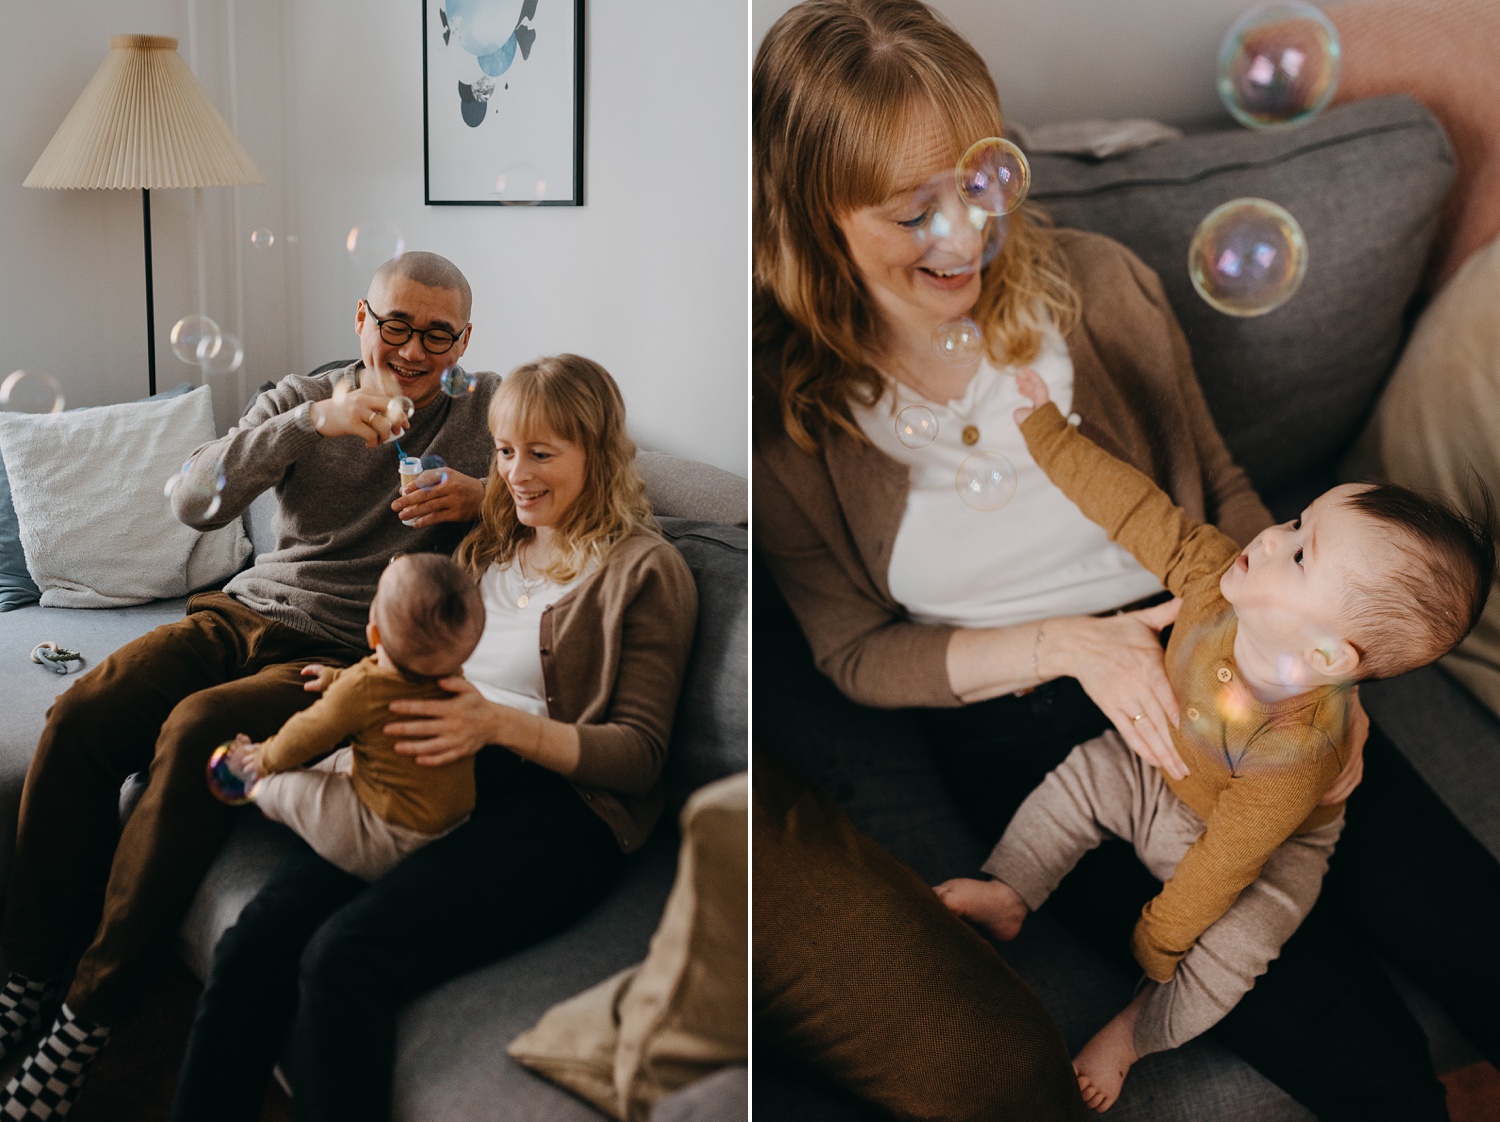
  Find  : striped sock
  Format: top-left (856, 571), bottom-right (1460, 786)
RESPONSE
top-left (0, 1005), bottom-right (110, 1121)
top-left (0, 977), bottom-right (58, 1063)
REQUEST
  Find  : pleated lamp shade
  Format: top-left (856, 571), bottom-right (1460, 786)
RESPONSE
top-left (24, 35), bottom-right (264, 190)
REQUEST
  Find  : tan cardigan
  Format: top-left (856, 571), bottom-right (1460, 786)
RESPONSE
top-left (753, 229), bottom-right (1274, 708)
top-left (538, 530), bottom-right (699, 852)
top-left (259, 657), bottom-right (476, 834)
top-left (1022, 402), bottom-right (1350, 982)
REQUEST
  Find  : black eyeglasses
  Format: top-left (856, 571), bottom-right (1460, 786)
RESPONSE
top-left (362, 302), bottom-right (467, 355)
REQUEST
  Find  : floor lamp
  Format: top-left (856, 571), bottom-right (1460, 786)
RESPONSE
top-left (23, 35), bottom-right (264, 396)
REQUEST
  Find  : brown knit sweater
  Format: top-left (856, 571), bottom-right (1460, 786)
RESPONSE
top-left (258, 657), bottom-right (475, 834)
top-left (754, 230), bottom-right (1274, 708)
top-left (1020, 402), bottom-right (1351, 982)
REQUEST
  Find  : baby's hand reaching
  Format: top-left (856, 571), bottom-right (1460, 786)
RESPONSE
top-left (1012, 367), bottom-right (1050, 425)
top-left (301, 663), bottom-right (335, 693)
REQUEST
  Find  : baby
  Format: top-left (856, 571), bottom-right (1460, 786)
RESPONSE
top-left (214, 552), bottom-right (485, 881)
top-left (938, 369), bottom-right (1494, 1112)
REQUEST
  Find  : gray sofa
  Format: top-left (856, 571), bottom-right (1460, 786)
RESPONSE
top-left (754, 95), bottom-right (1500, 1120)
top-left (0, 423), bottom-right (748, 1120)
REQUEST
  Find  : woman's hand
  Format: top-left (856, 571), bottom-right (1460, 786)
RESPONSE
top-left (1319, 687), bottom-right (1369, 805)
top-left (300, 663), bottom-right (336, 693)
top-left (1051, 599), bottom-right (1189, 779)
top-left (391, 468), bottom-right (485, 527)
top-left (385, 677), bottom-right (500, 766)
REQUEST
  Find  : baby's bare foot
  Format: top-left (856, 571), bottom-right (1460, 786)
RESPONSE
top-left (933, 877), bottom-right (1028, 941)
top-left (1071, 995), bottom-right (1145, 1113)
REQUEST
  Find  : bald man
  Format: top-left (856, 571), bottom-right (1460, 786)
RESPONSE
top-left (0, 253), bottom-right (500, 1120)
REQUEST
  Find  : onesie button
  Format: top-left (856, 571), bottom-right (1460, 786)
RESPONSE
top-left (1216, 667), bottom-right (1233, 683)
top-left (1186, 707), bottom-right (1200, 721)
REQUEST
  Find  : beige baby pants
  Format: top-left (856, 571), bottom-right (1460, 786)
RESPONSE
top-left (982, 731), bottom-right (1343, 1056)
top-left (255, 748), bottom-right (464, 882)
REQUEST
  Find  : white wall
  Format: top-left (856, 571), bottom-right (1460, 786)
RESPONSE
top-left (285, 0), bottom-right (748, 474)
top-left (752, 0), bottom-right (1330, 128)
top-left (2, 0), bottom-right (748, 475)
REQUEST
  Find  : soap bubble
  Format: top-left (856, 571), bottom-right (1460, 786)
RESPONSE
top-left (895, 406), bottom-right (938, 449)
top-left (330, 372), bottom-right (358, 406)
top-left (907, 204), bottom-right (1007, 272)
top-left (957, 138), bottom-right (1031, 216)
top-left (440, 365), bottom-right (476, 396)
top-left (1218, 3), bottom-right (1341, 129)
top-left (163, 458), bottom-right (228, 519)
top-left (0, 370), bottom-right (64, 414)
top-left (386, 395), bottom-right (414, 430)
top-left (206, 741), bottom-right (256, 805)
top-left (171, 315), bottom-right (222, 366)
top-left (933, 317), bottom-right (984, 364)
top-left (956, 451), bottom-right (1018, 512)
top-left (346, 222), bottom-right (406, 272)
top-left (1189, 197), bottom-right (1308, 316)
top-left (249, 228), bottom-right (275, 249)
top-left (418, 453), bottom-right (450, 489)
top-left (489, 164), bottom-right (547, 203)
top-left (197, 333), bottom-right (245, 377)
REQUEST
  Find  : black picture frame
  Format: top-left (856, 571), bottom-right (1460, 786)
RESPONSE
top-left (422, 0), bottom-right (584, 206)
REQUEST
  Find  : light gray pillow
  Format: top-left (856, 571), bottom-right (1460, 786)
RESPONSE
top-left (1029, 94), bottom-right (1454, 499)
top-left (0, 384), bottom-right (250, 607)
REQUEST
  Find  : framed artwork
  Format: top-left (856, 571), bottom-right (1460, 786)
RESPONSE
top-left (422, 0), bottom-right (584, 206)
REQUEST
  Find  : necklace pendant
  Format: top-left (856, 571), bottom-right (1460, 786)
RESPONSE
top-left (961, 424), bottom-right (980, 446)
top-left (516, 594), bottom-right (530, 609)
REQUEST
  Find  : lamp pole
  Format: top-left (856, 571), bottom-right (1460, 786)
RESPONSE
top-left (143, 188), bottom-right (156, 395)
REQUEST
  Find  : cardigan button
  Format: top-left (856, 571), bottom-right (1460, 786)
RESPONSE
top-left (1067, 412), bottom-right (1082, 426)
top-left (1216, 667), bottom-right (1233, 683)
top-left (1186, 706), bottom-right (1200, 721)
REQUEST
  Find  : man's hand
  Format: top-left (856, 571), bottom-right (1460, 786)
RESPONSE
top-left (308, 387), bottom-right (411, 449)
top-left (392, 468), bottom-right (484, 527)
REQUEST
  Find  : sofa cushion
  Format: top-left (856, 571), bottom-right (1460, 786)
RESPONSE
top-left (1328, 0), bottom-right (1500, 290)
top-left (0, 385), bottom-right (251, 607)
top-left (1028, 94), bottom-right (1453, 499)
top-left (651, 1065), bottom-right (746, 1122)
top-left (658, 519), bottom-right (748, 811)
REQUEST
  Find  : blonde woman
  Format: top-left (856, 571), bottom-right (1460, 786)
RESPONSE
top-left (172, 355), bottom-right (698, 1122)
top-left (753, 2), bottom-right (1497, 1120)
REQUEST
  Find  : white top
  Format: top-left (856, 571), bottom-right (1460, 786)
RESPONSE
top-left (463, 560), bottom-right (588, 716)
top-left (850, 325), bottom-right (1162, 629)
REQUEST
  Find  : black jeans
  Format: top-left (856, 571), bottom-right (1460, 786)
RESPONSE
top-left (169, 748), bottom-right (623, 1122)
top-left (927, 677), bottom-right (1500, 1122)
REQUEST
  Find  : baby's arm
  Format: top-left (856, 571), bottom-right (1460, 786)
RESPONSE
top-left (1131, 729), bottom-right (1344, 980)
top-left (255, 670), bottom-right (365, 775)
top-left (1013, 369), bottom-right (1240, 595)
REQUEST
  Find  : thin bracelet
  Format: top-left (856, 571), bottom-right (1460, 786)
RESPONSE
top-left (1030, 623), bottom-right (1046, 684)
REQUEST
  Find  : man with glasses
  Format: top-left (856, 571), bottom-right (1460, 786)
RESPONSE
top-left (0, 252), bottom-right (501, 1120)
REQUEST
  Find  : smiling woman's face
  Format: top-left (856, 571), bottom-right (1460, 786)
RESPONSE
top-left (836, 109), bottom-right (986, 344)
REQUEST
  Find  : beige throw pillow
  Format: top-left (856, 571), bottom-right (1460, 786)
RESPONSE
top-left (509, 772), bottom-right (747, 1122)
top-left (1344, 233), bottom-right (1500, 716)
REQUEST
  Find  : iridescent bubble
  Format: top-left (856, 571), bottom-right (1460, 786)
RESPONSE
top-left (895, 406), bottom-right (938, 449)
top-left (196, 333), bottom-right (245, 377)
top-left (489, 164), bottom-right (547, 204)
top-left (330, 373), bottom-right (358, 406)
top-left (386, 395), bottom-right (415, 429)
top-left (0, 369), bottom-right (64, 414)
top-left (1218, 3), bottom-right (1341, 129)
top-left (440, 366), bottom-right (476, 396)
top-left (933, 317), bottom-right (984, 364)
top-left (957, 138), bottom-right (1031, 216)
top-left (1188, 197), bottom-right (1308, 317)
top-left (206, 741), bottom-right (255, 805)
top-left (163, 458), bottom-right (228, 519)
top-left (346, 222), bottom-right (406, 272)
top-left (418, 453), bottom-right (450, 489)
top-left (171, 315), bottom-right (222, 366)
top-left (249, 228), bottom-right (275, 249)
top-left (956, 451), bottom-right (1018, 512)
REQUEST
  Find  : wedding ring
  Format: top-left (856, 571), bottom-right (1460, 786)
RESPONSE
top-left (1131, 713), bottom-right (1145, 722)
top-left (368, 411), bottom-right (380, 425)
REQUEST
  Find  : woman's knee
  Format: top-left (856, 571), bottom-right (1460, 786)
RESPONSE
top-left (299, 913), bottom-right (388, 1008)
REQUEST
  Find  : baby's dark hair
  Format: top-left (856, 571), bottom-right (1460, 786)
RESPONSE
top-left (375, 553), bottom-right (485, 679)
top-left (1342, 482), bottom-right (1495, 680)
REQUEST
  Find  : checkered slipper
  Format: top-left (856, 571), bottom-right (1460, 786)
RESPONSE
top-left (0, 1005), bottom-right (110, 1121)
